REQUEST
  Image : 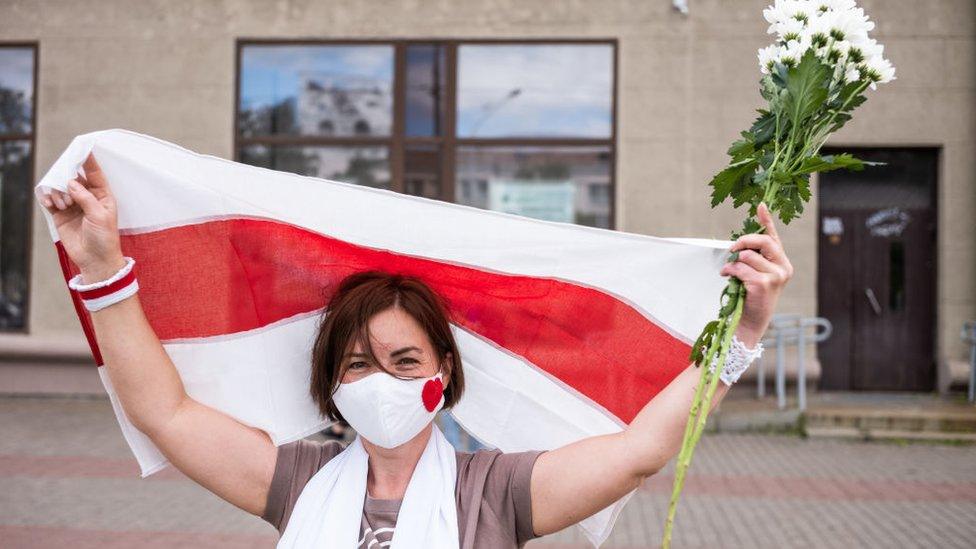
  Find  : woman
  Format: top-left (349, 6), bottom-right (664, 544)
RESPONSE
top-left (40, 154), bottom-right (793, 548)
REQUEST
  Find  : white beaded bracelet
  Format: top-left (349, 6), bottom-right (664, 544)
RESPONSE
top-left (708, 334), bottom-right (764, 386)
top-left (67, 257), bottom-right (140, 312)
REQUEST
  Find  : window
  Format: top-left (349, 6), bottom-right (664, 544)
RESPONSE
top-left (236, 40), bottom-right (616, 228)
top-left (0, 44), bottom-right (36, 331)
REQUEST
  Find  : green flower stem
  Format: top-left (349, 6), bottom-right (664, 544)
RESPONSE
top-left (661, 279), bottom-right (746, 548)
top-left (688, 282), bottom-right (745, 453)
top-left (661, 314), bottom-right (725, 546)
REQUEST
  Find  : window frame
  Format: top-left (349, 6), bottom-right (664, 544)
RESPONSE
top-left (234, 38), bottom-right (618, 228)
top-left (0, 41), bottom-right (39, 333)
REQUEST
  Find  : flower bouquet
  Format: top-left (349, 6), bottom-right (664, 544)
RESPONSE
top-left (662, 1), bottom-right (895, 546)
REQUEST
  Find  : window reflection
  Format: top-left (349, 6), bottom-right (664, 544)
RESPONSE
top-left (404, 144), bottom-right (441, 199)
top-left (239, 145), bottom-right (391, 189)
top-left (457, 45), bottom-right (613, 138)
top-left (456, 146), bottom-right (611, 228)
top-left (235, 41), bottom-right (616, 227)
top-left (0, 48), bottom-right (34, 134)
top-left (0, 140), bottom-right (31, 329)
top-left (239, 45), bottom-right (394, 137)
top-left (405, 45), bottom-right (446, 137)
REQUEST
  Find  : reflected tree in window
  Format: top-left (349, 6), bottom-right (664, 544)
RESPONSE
top-left (0, 86), bottom-right (30, 134)
top-left (0, 45), bottom-right (34, 329)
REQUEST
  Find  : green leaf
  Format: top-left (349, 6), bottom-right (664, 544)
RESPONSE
top-left (777, 194), bottom-right (798, 224)
top-left (709, 158), bottom-right (759, 208)
top-left (730, 216), bottom-right (763, 240)
top-left (827, 112), bottom-right (853, 133)
top-left (731, 170), bottom-right (764, 208)
top-left (794, 153), bottom-right (879, 175)
top-left (784, 50), bottom-right (831, 128)
top-left (727, 131), bottom-right (755, 160)
top-left (760, 74), bottom-right (780, 102)
top-left (831, 81), bottom-right (867, 110)
top-left (749, 110), bottom-right (777, 147)
top-left (772, 173), bottom-right (811, 224)
top-left (689, 320), bottom-right (720, 366)
top-left (824, 81), bottom-right (868, 132)
top-left (795, 173), bottom-right (811, 202)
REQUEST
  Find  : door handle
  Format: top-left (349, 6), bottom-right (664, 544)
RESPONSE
top-left (864, 288), bottom-right (882, 316)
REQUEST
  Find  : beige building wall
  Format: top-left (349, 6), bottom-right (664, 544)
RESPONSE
top-left (1, 0), bottom-right (973, 391)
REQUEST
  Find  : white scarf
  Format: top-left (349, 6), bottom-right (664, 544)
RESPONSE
top-left (278, 425), bottom-right (459, 549)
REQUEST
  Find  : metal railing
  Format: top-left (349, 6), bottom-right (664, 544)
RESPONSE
top-left (963, 321), bottom-right (976, 404)
top-left (755, 314), bottom-right (833, 412)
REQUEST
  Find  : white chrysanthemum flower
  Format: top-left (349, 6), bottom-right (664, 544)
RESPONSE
top-left (773, 17), bottom-right (807, 42)
top-left (862, 55), bottom-right (895, 88)
top-left (843, 66), bottom-right (861, 83)
top-left (817, 0), bottom-right (857, 12)
top-left (827, 7), bottom-right (875, 41)
top-left (763, 3), bottom-right (786, 26)
top-left (778, 37), bottom-right (810, 67)
top-left (758, 44), bottom-right (780, 74)
top-left (823, 39), bottom-right (852, 64)
top-left (804, 12), bottom-right (833, 47)
top-left (856, 38), bottom-right (884, 59)
top-left (764, 0), bottom-right (815, 27)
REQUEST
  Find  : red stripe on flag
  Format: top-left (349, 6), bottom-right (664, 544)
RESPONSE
top-left (63, 218), bottom-right (693, 423)
top-left (55, 241), bottom-right (105, 366)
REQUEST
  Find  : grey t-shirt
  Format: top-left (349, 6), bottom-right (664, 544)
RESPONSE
top-left (261, 438), bottom-right (544, 548)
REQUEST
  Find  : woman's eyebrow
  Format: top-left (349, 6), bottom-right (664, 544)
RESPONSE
top-left (344, 346), bottom-right (421, 359)
top-left (390, 346), bottom-right (421, 357)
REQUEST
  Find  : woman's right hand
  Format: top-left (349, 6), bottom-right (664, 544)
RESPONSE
top-left (38, 153), bottom-right (126, 282)
top-left (39, 152), bottom-right (278, 516)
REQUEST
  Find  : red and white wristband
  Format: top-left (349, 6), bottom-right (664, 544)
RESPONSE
top-left (67, 257), bottom-right (140, 312)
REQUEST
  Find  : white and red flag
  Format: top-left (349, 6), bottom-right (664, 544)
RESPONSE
top-left (36, 129), bottom-right (732, 545)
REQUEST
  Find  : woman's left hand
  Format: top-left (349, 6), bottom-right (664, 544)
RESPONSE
top-left (530, 202), bottom-right (793, 535)
top-left (719, 202), bottom-right (794, 346)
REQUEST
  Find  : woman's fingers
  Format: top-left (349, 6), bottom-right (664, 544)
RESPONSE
top-left (733, 249), bottom-right (787, 282)
top-left (757, 202), bottom-right (780, 241)
top-left (82, 153), bottom-right (109, 190)
top-left (728, 235), bottom-right (793, 279)
top-left (721, 259), bottom-right (776, 291)
top-left (730, 233), bottom-right (784, 263)
top-left (50, 190), bottom-right (67, 210)
top-left (721, 258), bottom-right (758, 282)
top-left (725, 203), bottom-right (794, 282)
top-left (67, 178), bottom-right (103, 218)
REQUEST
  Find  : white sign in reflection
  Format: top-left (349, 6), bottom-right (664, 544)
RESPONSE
top-left (488, 180), bottom-right (576, 223)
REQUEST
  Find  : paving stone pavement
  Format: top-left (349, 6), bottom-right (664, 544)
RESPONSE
top-left (1, 396), bottom-right (974, 548)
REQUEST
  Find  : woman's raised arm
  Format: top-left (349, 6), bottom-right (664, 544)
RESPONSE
top-left (529, 202), bottom-right (793, 536)
top-left (39, 154), bottom-right (277, 516)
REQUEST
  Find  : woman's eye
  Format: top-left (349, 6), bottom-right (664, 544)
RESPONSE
top-left (397, 357), bottom-right (419, 365)
top-left (348, 361), bottom-right (368, 370)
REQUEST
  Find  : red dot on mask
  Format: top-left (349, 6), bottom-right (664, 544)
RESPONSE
top-left (422, 378), bottom-right (443, 412)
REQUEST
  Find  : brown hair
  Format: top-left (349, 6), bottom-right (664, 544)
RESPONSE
top-left (310, 270), bottom-right (465, 422)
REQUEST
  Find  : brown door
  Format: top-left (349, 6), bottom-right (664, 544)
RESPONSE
top-left (817, 149), bottom-right (937, 391)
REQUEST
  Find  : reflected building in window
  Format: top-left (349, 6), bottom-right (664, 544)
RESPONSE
top-left (296, 72), bottom-right (391, 137)
top-left (294, 72), bottom-right (392, 187)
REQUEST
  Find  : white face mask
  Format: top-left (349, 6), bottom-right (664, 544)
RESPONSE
top-left (333, 371), bottom-right (445, 449)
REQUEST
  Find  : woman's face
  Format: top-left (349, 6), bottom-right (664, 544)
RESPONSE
top-left (340, 306), bottom-right (449, 387)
